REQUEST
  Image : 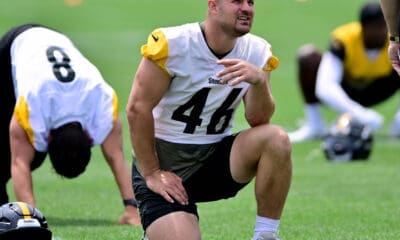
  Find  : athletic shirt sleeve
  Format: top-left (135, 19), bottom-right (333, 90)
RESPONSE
top-left (14, 96), bottom-right (44, 150)
top-left (141, 29), bottom-right (170, 76)
top-left (261, 42), bottom-right (279, 71)
top-left (264, 54), bottom-right (279, 71)
top-left (239, 33), bottom-right (279, 72)
top-left (89, 85), bottom-right (119, 145)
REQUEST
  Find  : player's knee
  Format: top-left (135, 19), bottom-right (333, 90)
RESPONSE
top-left (297, 44), bottom-right (322, 67)
top-left (276, 128), bottom-right (291, 156)
top-left (265, 126), bottom-right (292, 165)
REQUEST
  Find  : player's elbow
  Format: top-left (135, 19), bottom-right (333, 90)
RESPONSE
top-left (246, 105), bottom-right (275, 126)
top-left (125, 100), bottom-right (142, 123)
top-left (247, 116), bottom-right (270, 127)
top-left (126, 99), bottom-right (153, 124)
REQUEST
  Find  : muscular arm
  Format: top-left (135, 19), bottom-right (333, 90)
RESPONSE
top-left (126, 57), bottom-right (188, 205)
top-left (101, 118), bottom-right (134, 200)
top-left (380, 0), bottom-right (400, 36)
top-left (126, 57), bottom-right (168, 178)
top-left (100, 117), bottom-right (141, 225)
top-left (217, 59), bottom-right (274, 126)
top-left (243, 70), bottom-right (275, 126)
top-left (10, 116), bottom-right (36, 206)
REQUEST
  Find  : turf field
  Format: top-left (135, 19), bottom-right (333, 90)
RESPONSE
top-left (1, 0), bottom-right (400, 239)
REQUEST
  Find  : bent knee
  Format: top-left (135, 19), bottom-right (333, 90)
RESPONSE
top-left (273, 126), bottom-right (291, 153)
top-left (263, 125), bottom-right (292, 161)
top-left (297, 44), bottom-right (322, 66)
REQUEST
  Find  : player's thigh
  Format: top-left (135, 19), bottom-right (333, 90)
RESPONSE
top-left (230, 124), bottom-right (289, 183)
top-left (342, 71), bottom-right (400, 106)
top-left (146, 211), bottom-right (201, 240)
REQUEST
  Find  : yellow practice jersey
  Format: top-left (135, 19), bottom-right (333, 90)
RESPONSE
top-left (331, 22), bottom-right (392, 86)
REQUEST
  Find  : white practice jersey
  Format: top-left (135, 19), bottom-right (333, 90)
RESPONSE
top-left (141, 23), bottom-right (279, 144)
top-left (11, 27), bottom-right (118, 152)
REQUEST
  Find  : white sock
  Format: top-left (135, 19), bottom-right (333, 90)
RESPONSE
top-left (390, 109), bottom-right (400, 136)
top-left (253, 215), bottom-right (280, 239)
top-left (304, 103), bottom-right (324, 129)
top-left (394, 108), bottom-right (400, 120)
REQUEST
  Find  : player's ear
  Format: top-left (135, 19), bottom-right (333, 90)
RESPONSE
top-left (208, 0), bottom-right (218, 12)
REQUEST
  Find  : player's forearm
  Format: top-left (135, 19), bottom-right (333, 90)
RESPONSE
top-left (107, 156), bottom-right (135, 200)
top-left (244, 72), bottom-right (275, 126)
top-left (380, 0), bottom-right (400, 36)
top-left (102, 149), bottom-right (134, 200)
top-left (127, 109), bottom-right (160, 178)
top-left (9, 119), bottom-right (37, 206)
top-left (11, 163), bottom-right (35, 206)
top-left (101, 119), bottom-right (135, 200)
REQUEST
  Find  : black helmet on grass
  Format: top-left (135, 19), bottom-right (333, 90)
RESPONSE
top-left (0, 202), bottom-right (52, 240)
top-left (322, 113), bottom-right (373, 161)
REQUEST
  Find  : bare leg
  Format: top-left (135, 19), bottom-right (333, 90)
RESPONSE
top-left (146, 211), bottom-right (201, 240)
top-left (297, 44), bottom-right (322, 104)
top-left (289, 44), bottom-right (325, 142)
top-left (230, 124), bottom-right (292, 219)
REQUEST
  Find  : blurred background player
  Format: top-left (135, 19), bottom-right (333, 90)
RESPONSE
top-left (289, 2), bottom-right (400, 142)
top-left (380, 0), bottom-right (400, 75)
top-left (0, 24), bottom-right (140, 225)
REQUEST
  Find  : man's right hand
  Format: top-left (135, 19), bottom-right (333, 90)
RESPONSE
top-left (145, 169), bottom-right (189, 205)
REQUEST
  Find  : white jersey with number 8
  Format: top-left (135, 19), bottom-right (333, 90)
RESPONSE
top-left (11, 27), bottom-right (117, 151)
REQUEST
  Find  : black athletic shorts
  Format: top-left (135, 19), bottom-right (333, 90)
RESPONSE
top-left (132, 134), bottom-right (249, 231)
top-left (342, 70), bottom-right (400, 107)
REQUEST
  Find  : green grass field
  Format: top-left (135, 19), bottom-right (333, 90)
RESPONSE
top-left (1, 0), bottom-right (400, 239)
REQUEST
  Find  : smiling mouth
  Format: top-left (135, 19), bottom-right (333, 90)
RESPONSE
top-left (238, 15), bottom-right (251, 23)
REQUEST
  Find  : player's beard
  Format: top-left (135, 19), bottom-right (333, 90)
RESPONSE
top-left (234, 23), bottom-right (251, 36)
top-left (233, 13), bottom-right (253, 36)
top-left (220, 19), bottom-right (252, 38)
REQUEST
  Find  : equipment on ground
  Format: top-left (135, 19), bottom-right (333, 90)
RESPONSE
top-left (322, 113), bottom-right (373, 161)
top-left (0, 202), bottom-right (52, 240)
